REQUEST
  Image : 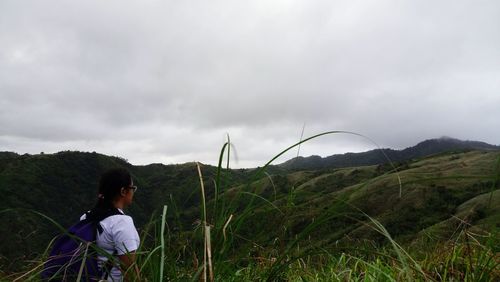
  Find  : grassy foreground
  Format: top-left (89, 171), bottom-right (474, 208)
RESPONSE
top-left (3, 133), bottom-right (500, 281)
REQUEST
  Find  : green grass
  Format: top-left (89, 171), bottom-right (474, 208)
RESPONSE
top-left (3, 133), bottom-right (500, 281)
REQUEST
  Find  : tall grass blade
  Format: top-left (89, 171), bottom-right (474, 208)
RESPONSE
top-left (205, 225), bottom-right (214, 282)
top-left (222, 214), bottom-right (233, 245)
top-left (159, 205), bottom-right (168, 282)
top-left (75, 242), bottom-right (90, 282)
top-left (296, 122), bottom-right (306, 158)
top-left (197, 162), bottom-right (210, 282)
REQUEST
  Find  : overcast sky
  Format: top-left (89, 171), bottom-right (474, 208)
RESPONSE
top-left (1, 0), bottom-right (499, 168)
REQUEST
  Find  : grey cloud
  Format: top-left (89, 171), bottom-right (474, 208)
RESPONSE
top-left (1, 0), bottom-right (499, 167)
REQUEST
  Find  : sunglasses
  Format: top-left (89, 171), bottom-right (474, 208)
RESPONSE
top-left (126, 185), bottom-right (138, 192)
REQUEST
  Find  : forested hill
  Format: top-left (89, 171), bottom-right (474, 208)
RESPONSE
top-left (279, 137), bottom-right (500, 170)
top-left (1, 138), bottom-right (499, 272)
top-left (0, 151), bottom-right (241, 271)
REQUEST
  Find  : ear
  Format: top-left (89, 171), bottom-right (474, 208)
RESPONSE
top-left (120, 187), bottom-right (127, 196)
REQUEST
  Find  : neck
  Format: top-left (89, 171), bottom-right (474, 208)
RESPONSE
top-left (113, 200), bottom-right (125, 210)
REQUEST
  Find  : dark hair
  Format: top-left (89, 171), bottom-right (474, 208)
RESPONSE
top-left (89, 168), bottom-right (131, 217)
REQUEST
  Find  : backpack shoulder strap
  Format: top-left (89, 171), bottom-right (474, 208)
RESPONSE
top-left (89, 208), bottom-right (124, 234)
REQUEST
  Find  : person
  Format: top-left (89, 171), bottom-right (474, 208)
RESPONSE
top-left (81, 168), bottom-right (141, 281)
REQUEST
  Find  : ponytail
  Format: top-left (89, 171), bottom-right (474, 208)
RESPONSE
top-left (89, 168), bottom-right (131, 218)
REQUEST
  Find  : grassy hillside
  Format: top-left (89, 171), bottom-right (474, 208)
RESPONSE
top-left (1, 148), bottom-right (499, 280)
top-left (197, 151), bottom-right (499, 253)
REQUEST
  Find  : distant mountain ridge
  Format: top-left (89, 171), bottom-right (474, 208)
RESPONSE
top-left (279, 137), bottom-right (500, 170)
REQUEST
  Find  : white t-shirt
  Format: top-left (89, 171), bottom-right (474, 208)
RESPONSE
top-left (81, 209), bottom-right (140, 281)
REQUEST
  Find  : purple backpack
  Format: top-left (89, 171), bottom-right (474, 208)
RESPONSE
top-left (42, 209), bottom-right (122, 281)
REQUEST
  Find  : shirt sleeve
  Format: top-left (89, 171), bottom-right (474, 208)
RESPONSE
top-left (112, 215), bottom-right (140, 255)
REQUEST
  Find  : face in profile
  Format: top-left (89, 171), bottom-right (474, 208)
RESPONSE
top-left (122, 179), bottom-right (136, 206)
